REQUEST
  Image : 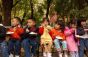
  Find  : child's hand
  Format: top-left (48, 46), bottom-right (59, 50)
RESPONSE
top-left (46, 25), bottom-right (52, 30)
top-left (41, 23), bottom-right (45, 27)
top-left (84, 29), bottom-right (88, 31)
top-left (26, 28), bottom-right (29, 32)
top-left (75, 35), bottom-right (80, 38)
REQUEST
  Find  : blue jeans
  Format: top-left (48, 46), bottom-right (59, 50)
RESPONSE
top-left (22, 38), bottom-right (37, 57)
top-left (79, 38), bottom-right (88, 57)
top-left (0, 41), bottom-right (9, 57)
top-left (8, 39), bottom-right (21, 55)
top-left (54, 38), bottom-right (67, 50)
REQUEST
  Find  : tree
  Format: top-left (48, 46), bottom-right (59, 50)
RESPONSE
top-left (30, 0), bottom-right (34, 19)
top-left (2, 0), bottom-right (21, 26)
top-left (46, 0), bottom-right (53, 18)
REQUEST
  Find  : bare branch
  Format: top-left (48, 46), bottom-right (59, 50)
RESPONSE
top-left (12, 0), bottom-right (21, 8)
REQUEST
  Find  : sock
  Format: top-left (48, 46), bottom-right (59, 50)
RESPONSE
top-left (70, 52), bottom-right (75, 57)
top-left (58, 51), bottom-right (62, 57)
top-left (64, 53), bottom-right (68, 57)
top-left (75, 51), bottom-right (79, 57)
top-left (43, 52), bottom-right (47, 57)
top-left (64, 51), bottom-right (68, 57)
top-left (47, 53), bottom-right (52, 57)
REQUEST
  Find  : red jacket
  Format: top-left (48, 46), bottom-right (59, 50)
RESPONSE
top-left (8, 27), bottom-right (24, 40)
top-left (51, 29), bottom-right (66, 40)
top-left (39, 26), bottom-right (54, 40)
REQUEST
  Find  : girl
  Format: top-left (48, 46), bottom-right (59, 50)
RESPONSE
top-left (8, 17), bottom-right (24, 57)
top-left (64, 22), bottom-right (79, 57)
top-left (51, 21), bottom-right (68, 57)
top-left (39, 18), bottom-right (53, 57)
top-left (49, 12), bottom-right (58, 27)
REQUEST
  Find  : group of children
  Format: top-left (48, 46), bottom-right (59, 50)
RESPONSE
top-left (0, 16), bottom-right (88, 57)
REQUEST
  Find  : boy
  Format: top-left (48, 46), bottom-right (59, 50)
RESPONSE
top-left (22, 19), bottom-right (39, 57)
top-left (76, 19), bottom-right (88, 57)
top-left (8, 17), bottom-right (24, 57)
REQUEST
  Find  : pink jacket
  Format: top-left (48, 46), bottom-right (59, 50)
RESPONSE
top-left (64, 27), bottom-right (78, 51)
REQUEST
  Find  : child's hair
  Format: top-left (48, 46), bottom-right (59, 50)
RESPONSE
top-left (13, 17), bottom-right (21, 24)
top-left (66, 22), bottom-right (75, 28)
top-left (77, 18), bottom-right (86, 28)
top-left (41, 17), bottom-right (49, 23)
top-left (28, 18), bottom-right (36, 23)
top-left (55, 20), bottom-right (65, 32)
top-left (50, 11), bottom-right (57, 18)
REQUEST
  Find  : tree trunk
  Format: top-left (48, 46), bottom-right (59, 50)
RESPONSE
top-left (2, 0), bottom-right (13, 26)
top-left (2, 0), bottom-right (21, 26)
top-left (13, 7), bottom-right (17, 17)
top-left (3, 9), bottom-right (11, 26)
top-left (30, 0), bottom-right (34, 19)
top-left (0, 15), bottom-right (2, 23)
top-left (46, 4), bottom-right (50, 19)
top-left (46, 0), bottom-right (52, 19)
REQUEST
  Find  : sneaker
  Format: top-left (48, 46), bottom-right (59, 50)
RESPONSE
top-left (58, 52), bottom-right (63, 57)
top-left (47, 53), bottom-right (52, 57)
top-left (9, 54), bottom-right (14, 57)
top-left (15, 55), bottom-right (19, 57)
top-left (43, 52), bottom-right (47, 57)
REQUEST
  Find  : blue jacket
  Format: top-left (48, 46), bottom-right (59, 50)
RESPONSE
top-left (77, 27), bottom-right (85, 36)
top-left (0, 24), bottom-right (6, 42)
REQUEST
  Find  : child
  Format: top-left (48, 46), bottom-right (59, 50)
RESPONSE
top-left (8, 17), bottom-right (24, 57)
top-left (0, 19), bottom-right (9, 57)
top-left (64, 22), bottom-right (79, 57)
top-left (22, 19), bottom-right (39, 57)
top-left (76, 19), bottom-right (88, 57)
top-left (51, 21), bottom-right (68, 57)
top-left (39, 18), bottom-right (53, 57)
top-left (49, 12), bottom-right (58, 27)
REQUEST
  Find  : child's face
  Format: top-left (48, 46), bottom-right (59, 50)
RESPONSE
top-left (70, 24), bottom-right (76, 28)
top-left (54, 24), bottom-right (60, 30)
top-left (11, 19), bottom-right (19, 26)
top-left (50, 14), bottom-right (57, 23)
top-left (81, 21), bottom-right (86, 27)
top-left (27, 19), bottom-right (35, 27)
top-left (43, 20), bottom-right (49, 26)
